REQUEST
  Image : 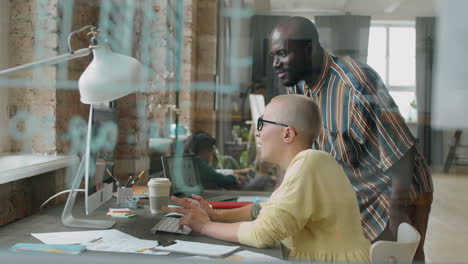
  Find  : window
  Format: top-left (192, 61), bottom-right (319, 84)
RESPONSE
top-left (367, 22), bottom-right (417, 122)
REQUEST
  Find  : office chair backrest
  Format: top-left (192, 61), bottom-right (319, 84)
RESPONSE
top-left (370, 223), bottom-right (420, 264)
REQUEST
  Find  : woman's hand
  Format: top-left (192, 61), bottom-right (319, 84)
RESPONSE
top-left (161, 196), bottom-right (211, 234)
top-left (185, 194), bottom-right (220, 221)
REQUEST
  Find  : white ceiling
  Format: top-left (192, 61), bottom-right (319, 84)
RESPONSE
top-left (247, 0), bottom-right (438, 21)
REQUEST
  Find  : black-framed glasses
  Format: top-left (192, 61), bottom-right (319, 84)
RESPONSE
top-left (257, 117), bottom-right (290, 132)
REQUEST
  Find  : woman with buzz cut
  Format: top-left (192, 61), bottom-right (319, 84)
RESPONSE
top-left (164, 95), bottom-right (371, 263)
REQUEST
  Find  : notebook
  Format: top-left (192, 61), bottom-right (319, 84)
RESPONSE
top-left (208, 201), bottom-right (253, 209)
top-left (154, 240), bottom-right (240, 257)
top-left (9, 243), bottom-right (86, 254)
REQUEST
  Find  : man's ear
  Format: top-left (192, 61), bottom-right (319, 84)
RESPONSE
top-left (304, 41), bottom-right (314, 55)
top-left (282, 127), bottom-right (296, 144)
top-left (306, 41), bottom-right (320, 57)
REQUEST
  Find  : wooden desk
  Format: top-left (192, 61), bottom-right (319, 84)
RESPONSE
top-left (0, 190), bottom-right (282, 263)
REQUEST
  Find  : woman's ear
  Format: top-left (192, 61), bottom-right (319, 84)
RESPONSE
top-left (282, 127), bottom-right (296, 144)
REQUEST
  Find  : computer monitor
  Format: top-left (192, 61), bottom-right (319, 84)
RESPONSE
top-left (85, 104), bottom-right (116, 215)
top-left (62, 104), bottom-right (116, 229)
top-left (161, 155), bottom-right (203, 196)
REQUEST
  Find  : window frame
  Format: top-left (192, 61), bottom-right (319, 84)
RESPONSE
top-left (369, 20), bottom-right (416, 92)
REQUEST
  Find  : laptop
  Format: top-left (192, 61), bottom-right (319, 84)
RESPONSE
top-left (160, 155), bottom-right (237, 202)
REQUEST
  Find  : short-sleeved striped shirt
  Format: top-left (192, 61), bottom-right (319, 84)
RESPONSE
top-left (287, 51), bottom-right (433, 241)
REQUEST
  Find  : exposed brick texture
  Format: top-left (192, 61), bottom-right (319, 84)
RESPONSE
top-left (1, 0), bottom-right (217, 225)
top-left (0, 169), bottom-right (66, 227)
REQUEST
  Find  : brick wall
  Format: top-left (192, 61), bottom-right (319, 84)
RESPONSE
top-left (192, 0), bottom-right (217, 135)
top-left (0, 0), bottom-right (219, 226)
top-left (0, 169), bottom-right (67, 227)
top-left (8, 0), bottom-right (58, 154)
top-left (0, 0), bottom-right (9, 153)
top-left (0, 0), bottom-right (93, 226)
top-left (56, 0), bottom-right (99, 156)
top-left (115, 93), bottom-right (150, 182)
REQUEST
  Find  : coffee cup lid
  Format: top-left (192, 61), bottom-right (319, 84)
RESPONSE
top-left (149, 178), bottom-right (170, 183)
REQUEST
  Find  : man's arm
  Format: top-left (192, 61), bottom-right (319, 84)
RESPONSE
top-left (232, 168), bottom-right (250, 175)
top-left (386, 146), bottom-right (415, 238)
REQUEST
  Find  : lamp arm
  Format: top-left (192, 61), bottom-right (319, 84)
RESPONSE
top-left (68, 25), bottom-right (96, 52)
top-left (0, 47), bottom-right (91, 77)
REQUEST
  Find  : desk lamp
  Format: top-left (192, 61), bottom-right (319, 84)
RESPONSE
top-left (0, 25), bottom-right (143, 228)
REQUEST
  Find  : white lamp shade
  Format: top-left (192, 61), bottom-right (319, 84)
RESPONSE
top-left (78, 44), bottom-right (142, 104)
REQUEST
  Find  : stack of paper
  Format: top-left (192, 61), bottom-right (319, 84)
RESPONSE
top-left (107, 208), bottom-right (136, 218)
top-left (9, 243), bottom-right (86, 255)
top-left (32, 229), bottom-right (169, 256)
top-left (154, 240), bottom-right (240, 257)
top-left (179, 250), bottom-right (288, 263)
top-left (132, 185), bottom-right (149, 198)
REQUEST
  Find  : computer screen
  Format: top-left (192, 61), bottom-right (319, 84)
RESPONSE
top-left (161, 155), bottom-right (203, 196)
top-left (85, 104), bottom-right (116, 215)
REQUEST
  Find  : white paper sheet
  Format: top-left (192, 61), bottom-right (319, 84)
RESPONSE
top-left (155, 240), bottom-right (240, 257)
top-left (178, 250), bottom-right (287, 263)
top-left (32, 229), bottom-right (132, 245)
top-left (31, 229), bottom-right (169, 256)
top-left (86, 237), bottom-right (168, 255)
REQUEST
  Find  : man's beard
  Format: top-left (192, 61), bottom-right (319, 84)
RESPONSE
top-left (278, 68), bottom-right (302, 87)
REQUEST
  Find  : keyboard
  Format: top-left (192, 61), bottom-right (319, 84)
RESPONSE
top-left (151, 217), bottom-right (192, 235)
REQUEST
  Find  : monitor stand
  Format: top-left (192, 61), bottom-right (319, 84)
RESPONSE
top-left (62, 156), bottom-right (115, 229)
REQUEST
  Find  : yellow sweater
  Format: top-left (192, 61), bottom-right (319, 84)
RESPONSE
top-left (238, 150), bottom-right (370, 263)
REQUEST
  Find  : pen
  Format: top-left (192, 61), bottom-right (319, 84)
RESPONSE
top-left (125, 174), bottom-right (134, 188)
top-left (88, 237), bottom-right (103, 243)
top-left (129, 170), bottom-right (145, 187)
top-left (106, 168), bottom-right (119, 186)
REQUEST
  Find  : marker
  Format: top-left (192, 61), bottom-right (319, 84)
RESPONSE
top-left (129, 170), bottom-right (145, 187)
top-left (106, 168), bottom-right (119, 186)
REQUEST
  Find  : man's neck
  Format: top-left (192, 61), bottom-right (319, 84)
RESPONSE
top-left (303, 48), bottom-right (324, 87)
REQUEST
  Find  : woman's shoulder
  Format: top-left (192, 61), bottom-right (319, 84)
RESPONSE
top-left (292, 149), bottom-right (337, 166)
top-left (288, 150), bottom-right (344, 180)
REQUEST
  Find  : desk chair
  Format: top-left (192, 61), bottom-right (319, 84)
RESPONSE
top-left (444, 130), bottom-right (468, 173)
top-left (370, 223), bottom-right (420, 264)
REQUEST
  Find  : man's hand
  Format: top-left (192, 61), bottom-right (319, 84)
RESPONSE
top-left (233, 168), bottom-right (251, 175)
top-left (387, 147), bottom-right (415, 240)
top-left (161, 196), bottom-right (211, 233)
top-left (234, 174), bottom-right (246, 185)
top-left (389, 202), bottom-right (411, 239)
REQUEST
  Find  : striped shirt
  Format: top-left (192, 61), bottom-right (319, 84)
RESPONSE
top-left (287, 51), bottom-right (433, 241)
